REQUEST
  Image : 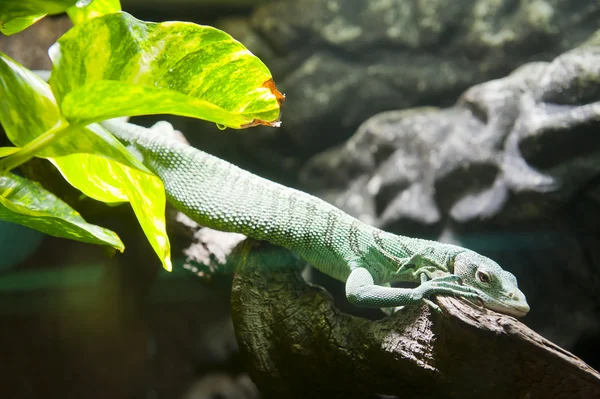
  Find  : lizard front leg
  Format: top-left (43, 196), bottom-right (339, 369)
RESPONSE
top-left (345, 267), bottom-right (480, 309)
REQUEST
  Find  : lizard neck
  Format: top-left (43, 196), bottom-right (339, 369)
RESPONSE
top-left (366, 229), bottom-right (464, 283)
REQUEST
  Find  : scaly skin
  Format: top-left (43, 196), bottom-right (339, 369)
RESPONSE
top-left (101, 120), bottom-right (530, 317)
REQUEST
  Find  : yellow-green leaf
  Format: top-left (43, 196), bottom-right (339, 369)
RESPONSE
top-left (0, 0), bottom-right (80, 35)
top-left (61, 81), bottom-right (254, 127)
top-left (0, 147), bottom-right (20, 158)
top-left (0, 172), bottom-right (123, 250)
top-left (0, 53), bottom-right (63, 146)
top-left (67, 0), bottom-right (121, 25)
top-left (50, 153), bottom-right (172, 271)
top-left (0, 52), bottom-right (147, 172)
top-left (0, 53), bottom-right (170, 270)
top-left (49, 11), bottom-right (284, 129)
top-left (0, 14), bottom-right (45, 36)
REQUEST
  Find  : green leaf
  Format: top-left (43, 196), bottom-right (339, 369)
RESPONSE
top-left (0, 172), bottom-right (123, 250)
top-left (0, 0), bottom-right (80, 35)
top-left (0, 53), bottom-right (63, 144)
top-left (67, 0), bottom-right (121, 25)
top-left (0, 147), bottom-right (20, 158)
top-left (0, 52), bottom-right (147, 172)
top-left (0, 0), bottom-right (118, 34)
top-left (61, 81), bottom-right (257, 127)
top-left (0, 14), bottom-right (45, 36)
top-left (0, 53), bottom-right (170, 270)
top-left (49, 152), bottom-right (172, 271)
top-left (49, 11), bottom-right (284, 129)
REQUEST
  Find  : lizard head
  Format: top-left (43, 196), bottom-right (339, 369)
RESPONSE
top-left (453, 250), bottom-right (530, 317)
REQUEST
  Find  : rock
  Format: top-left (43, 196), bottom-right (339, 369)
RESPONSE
top-left (209, 0), bottom-right (600, 163)
top-left (302, 39), bottom-right (600, 229)
top-left (300, 37), bottom-right (600, 364)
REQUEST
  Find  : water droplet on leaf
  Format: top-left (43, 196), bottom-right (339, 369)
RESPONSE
top-left (76, 0), bottom-right (94, 8)
top-left (216, 124), bottom-right (226, 131)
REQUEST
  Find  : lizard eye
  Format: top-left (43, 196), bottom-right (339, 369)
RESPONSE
top-left (476, 270), bottom-right (491, 284)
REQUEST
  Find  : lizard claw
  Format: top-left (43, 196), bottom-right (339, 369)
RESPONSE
top-left (422, 298), bottom-right (442, 313)
top-left (416, 274), bottom-right (482, 302)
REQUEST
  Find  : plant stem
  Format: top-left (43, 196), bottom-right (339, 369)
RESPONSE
top-left (0, 121), bottom-right (74, 173)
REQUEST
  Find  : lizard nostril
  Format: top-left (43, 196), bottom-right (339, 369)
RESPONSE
top-left (507, 292), bottom-right (515, 299)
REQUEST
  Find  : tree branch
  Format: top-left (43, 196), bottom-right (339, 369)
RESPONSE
top-left (230, 239), bottom-right (600, 399)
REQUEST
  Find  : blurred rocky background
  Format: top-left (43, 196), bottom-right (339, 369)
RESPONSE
top-left (1, 0), bottom-right (599, 397)
top-left (186, 0), bottom-right (600, 178)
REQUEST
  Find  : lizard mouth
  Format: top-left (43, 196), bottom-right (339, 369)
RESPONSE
top-left (486, 301), bottom-right (530, 317)
top-left (483, 294), bottom-right (530, 317)
top-left (475, 291), bottom-right (530, 317)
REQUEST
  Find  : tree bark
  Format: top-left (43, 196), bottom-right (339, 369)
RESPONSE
top-left (230, 239), bottom-right (600, 399)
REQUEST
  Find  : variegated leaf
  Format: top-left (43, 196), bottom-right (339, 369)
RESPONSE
top-left (0, 172), bottom-right (123, 250)
top-left (67, 0), bottom-right (121, 25)
top-left (49, 12), bottom-right (284, 129)
top-left (0, 0), bottom-right (81, 35)
top-left (50, 152), bottom-right (172, 271)
top-left (0, 53), bottom-right (147, 171)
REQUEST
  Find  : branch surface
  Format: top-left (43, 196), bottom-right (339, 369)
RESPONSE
top-left (229, 240), bottom-right (600, 399)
